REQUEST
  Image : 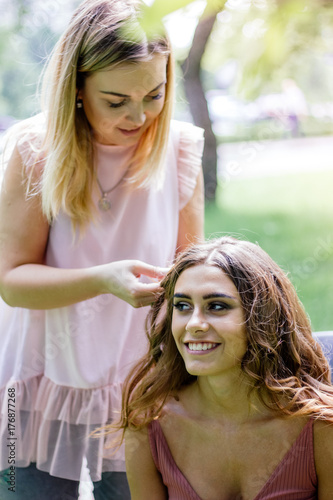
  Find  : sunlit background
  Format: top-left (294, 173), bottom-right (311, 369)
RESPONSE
top-left (0, 0), bottom-right (332, 331)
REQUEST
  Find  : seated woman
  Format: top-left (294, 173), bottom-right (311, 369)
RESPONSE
top-left (115, 236), bottom-right (333, 499)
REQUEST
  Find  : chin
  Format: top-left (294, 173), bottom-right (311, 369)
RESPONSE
top-left (184, 363), bottom-right (211, 377)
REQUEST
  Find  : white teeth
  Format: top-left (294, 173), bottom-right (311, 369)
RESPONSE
top-left (187, 342), bottom-right (217, 351)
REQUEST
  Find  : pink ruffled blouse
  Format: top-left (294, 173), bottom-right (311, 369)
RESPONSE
top-left (0, 116), bottom-right (204, 481)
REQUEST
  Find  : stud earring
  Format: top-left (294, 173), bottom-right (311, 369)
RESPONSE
top-left (77, 99), bottom-right (83, 109)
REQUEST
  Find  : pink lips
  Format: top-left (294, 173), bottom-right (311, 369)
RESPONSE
top-left (118, 127), bottom-right (142, 136)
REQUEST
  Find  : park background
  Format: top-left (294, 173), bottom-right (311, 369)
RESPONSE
top-left (0, 0), bottom-right (332, 336)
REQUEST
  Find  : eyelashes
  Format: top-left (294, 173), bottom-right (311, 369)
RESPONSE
top-left (172, 302), bottom-right (232, 313)
top-left (108, 101), bottom-right (126, 109)
top-left (151, 92), bottom-right (164, 101)
top-left (172, 302), bottom-right (190, 312)
top-left (107, 92), bottom-right (164, 109)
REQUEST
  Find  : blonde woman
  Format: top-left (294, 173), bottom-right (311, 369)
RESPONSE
top-left (0, 0), bottom-right (204, 498)
top-left (120, 237), bottom-right (333, 499)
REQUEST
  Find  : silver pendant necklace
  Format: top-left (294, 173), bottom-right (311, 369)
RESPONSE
top-left (96, 175), bottom-right (124, 211)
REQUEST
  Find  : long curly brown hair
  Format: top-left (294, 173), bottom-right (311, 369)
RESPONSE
top-left (116, 236), bottom-right (333, 438)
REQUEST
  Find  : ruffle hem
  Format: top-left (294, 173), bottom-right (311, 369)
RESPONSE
top-left (0, 375), bottom-right (125, 481)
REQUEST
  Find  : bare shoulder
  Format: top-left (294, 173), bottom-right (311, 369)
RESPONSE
top-left (314, 419), bottom-right (333, 498)
top-left (0, 144), bottom-right (49, 274)
top-left (158, 386), bottom-right (199, 439)
top-left (125, 425), bottom-right (150, 453)
top-left (161, 385), bottom-right (197, 418)
top-left (125, 426), bottom-right (167, 500)
top-left (314, 418), bottom-right (333, 458)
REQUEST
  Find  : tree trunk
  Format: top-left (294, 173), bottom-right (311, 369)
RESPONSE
top-left (181, 1), bottom-right (225, 201)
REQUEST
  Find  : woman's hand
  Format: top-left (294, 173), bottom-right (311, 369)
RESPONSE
top-left (95, 260), bottom-right (168, 308)
top-left (0, 146), bottom-right (168, 309)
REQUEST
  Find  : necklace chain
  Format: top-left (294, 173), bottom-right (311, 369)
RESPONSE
top-left (96, 175), bottom-right (125, 212)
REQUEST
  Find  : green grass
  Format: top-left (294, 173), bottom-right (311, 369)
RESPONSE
top-left (204, 170), bottom-right (333, 332)
top-left (214, 118), bottom-right (333, 144)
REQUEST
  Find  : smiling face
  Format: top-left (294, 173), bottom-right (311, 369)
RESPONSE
top-left (171, 264), bottom-right (247, 379)
top-left (78, 55), bottom-right (167, 146)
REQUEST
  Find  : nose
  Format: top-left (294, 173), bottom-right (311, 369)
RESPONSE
top-left (126, 102), bottom-right (146, 127)
top-left (186, 308), bottom-right (209, 335)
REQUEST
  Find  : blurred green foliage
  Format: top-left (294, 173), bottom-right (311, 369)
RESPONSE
top-left (0, 0), bottom-right (332, 329)
top-left (205, 169), bottom-right (333, 331)
top-left (202, 0), bottom-right (333, 100)
top-left (0, 0), bottom-right (78, 119)
top-left (1, 0), bottom-right (333, 143)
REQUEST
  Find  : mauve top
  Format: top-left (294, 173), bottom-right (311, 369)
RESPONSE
top-left (148, 419), bottom-right (317, 500)
top-left (0, 115), bottom-right (204, 481)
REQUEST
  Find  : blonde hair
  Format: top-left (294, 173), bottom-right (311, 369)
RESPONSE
top-left (38, 0), bottom-right (174, 229)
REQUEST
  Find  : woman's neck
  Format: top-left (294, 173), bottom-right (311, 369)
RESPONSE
top-left (192, 373), bottom-right (270, 424)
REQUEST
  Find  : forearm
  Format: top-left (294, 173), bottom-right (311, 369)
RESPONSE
top-left (0, 263), bottom-right (103, 309)
top-left (0, 260), bottom-right (165, 310)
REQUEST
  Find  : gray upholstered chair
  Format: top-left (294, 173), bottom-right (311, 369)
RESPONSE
top-left (313, 332), bottom-right (333, 374)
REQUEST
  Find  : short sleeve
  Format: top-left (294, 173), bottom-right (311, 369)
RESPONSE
top-left (176, 121), bottom-right (204, 210)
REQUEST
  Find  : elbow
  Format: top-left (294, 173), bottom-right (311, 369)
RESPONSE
top-left (0, 287), bottom-right (17, 308)
top-left (0, 274), bottom-right (19, 308)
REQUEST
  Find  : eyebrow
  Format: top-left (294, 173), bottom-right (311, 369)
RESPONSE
top-left (99, 80), bottom-right (166, 98)
top-left (173, 293), bottom-right (237, 301)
